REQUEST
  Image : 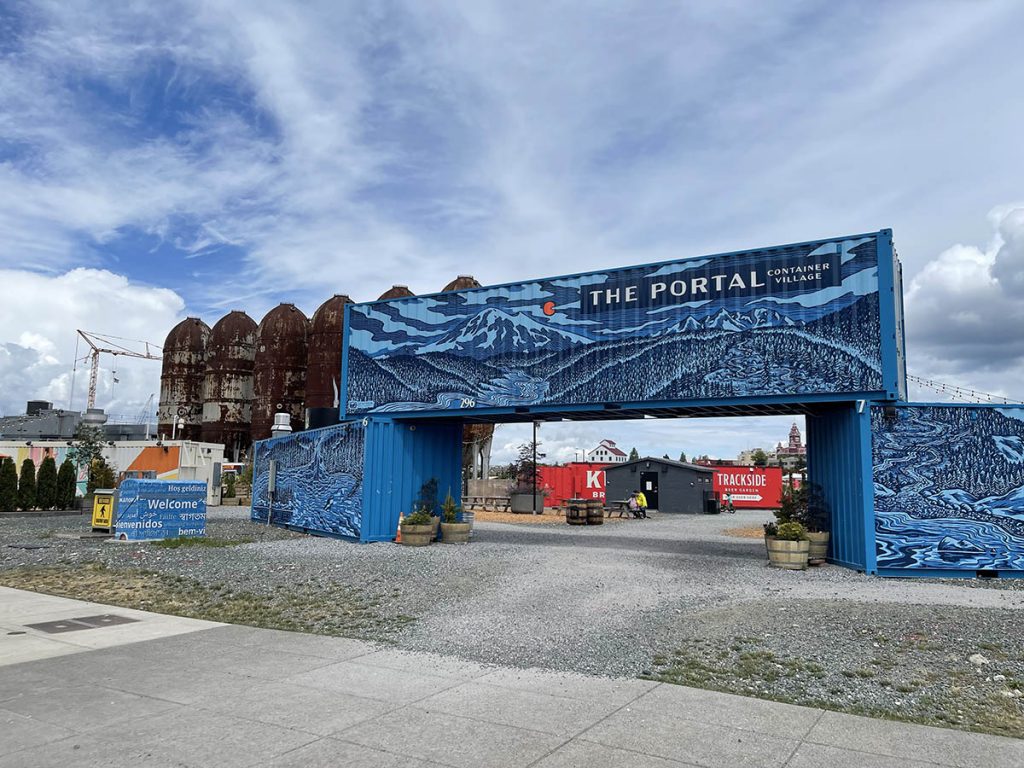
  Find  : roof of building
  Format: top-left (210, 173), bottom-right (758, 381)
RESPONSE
top-left (605, 456), bottom-right (714, 474)
top-left (595, 439), bottom-right (627, 456)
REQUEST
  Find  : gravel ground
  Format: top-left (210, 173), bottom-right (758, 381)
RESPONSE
top-left (3, 507), bottom-right (1023, 735)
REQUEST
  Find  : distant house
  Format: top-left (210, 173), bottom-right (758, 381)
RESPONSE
top-left (587, 439), bottom-right (627, 464)
top-left (605, 457), bottom-right (715, 514)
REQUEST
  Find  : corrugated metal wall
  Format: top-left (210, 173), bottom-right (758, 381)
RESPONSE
top-left (361, 419), bottom-right (463, 542)
top-left (806, 403), bottom-right (874, 572)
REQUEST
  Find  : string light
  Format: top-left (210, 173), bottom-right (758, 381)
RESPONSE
top-left (907, 374), bottom-right (1023, 405)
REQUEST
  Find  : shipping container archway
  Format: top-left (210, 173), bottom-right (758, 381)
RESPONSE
top-left (253, 230), bottom-right (1024, 577)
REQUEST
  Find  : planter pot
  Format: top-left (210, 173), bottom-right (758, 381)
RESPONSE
top-left (510, 492), bottom-right (545, 514)
top-left (431, 516), bottom-right (441, 541)
top-left (400, 523), bottom-right (433, 547)
top-left (807, 531), bottom-right (830, 564)
top-left (441, 522), bottom-right (471, 544)
top-left (765, 536), bottom-right (809, 570)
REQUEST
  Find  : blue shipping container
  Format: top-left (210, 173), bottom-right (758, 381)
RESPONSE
top-left (252, 418), bottom-right (462, 542)
top-left (343, 230), bottom-right (904, 418)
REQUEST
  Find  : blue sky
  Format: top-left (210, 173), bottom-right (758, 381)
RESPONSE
top-left (2, 1), bottom-right (1023, 463)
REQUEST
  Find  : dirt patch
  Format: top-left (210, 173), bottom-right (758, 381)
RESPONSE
top-left (472, 509), bottom-right (626, 526)
top-left (0, 564), bottom-right (412, 641)
top-left (722, 525), bottom-right (767, 539)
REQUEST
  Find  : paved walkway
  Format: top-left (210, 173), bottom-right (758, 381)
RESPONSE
top-left (0, 588), bottom-right (1020, 767)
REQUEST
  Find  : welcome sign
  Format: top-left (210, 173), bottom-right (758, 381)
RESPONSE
top-left (115, 479), bottom-right (208, 541)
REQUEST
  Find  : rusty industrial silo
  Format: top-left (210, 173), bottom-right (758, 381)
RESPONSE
top-left (157, 318), bottom-right (210, 441)
top-left (437, 276), bottom-right (495, 489)
top-left (305, 294), bottom-right (352, 429)
top-left (378, 285), bottom-right (414, 300)
top-left (201, 311), bottom-right (257, 460)
top-left (251, 304), bottom-right (309, 442)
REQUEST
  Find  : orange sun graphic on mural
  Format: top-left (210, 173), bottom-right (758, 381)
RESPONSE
top-left (542, 301), bottom-right (556, 316)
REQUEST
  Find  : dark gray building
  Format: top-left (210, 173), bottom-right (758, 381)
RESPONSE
top-left (605, 457), bottom-right (715, 514)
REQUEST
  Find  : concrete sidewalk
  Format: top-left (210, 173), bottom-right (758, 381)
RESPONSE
top-left (0, 589), bottom-right (1020, 767)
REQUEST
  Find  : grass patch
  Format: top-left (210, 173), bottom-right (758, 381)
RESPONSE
top-left (0, 564), bottom-right (412, 641)
top-left (151, 536), bottom-right (253, 549)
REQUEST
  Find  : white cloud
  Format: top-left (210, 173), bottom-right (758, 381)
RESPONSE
top-left (904, 204), bottom-right (1024, 401)
top-left (0, 269), bottom-right (184, 417)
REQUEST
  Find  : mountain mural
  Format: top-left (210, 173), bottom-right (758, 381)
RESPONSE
top-left (873, 405), bottom-right (1024, 571)
top-left (346, 234), bottom-right (891, 413)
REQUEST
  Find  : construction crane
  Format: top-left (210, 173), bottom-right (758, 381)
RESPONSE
top-left (71, 330), bottom-right (161, 411)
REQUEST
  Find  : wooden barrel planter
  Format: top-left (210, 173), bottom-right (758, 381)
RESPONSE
top-left (565, 505), bottom-right (587, 525)
top-left (400, 523), bottom-right (433, 547)
top-left (585, 500), bottom-right (604, 526)
top-left (431, 516), bottom-right (441, 542)
top-left (765, 537), bottom-right (809, 570)
top-left (806, 532), bottom-right (830, 565)
top-left (441, 522), bottom-right (471, 544)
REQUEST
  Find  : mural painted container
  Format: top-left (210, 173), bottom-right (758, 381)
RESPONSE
top-left (252, 304), bottom-right (309, 442)
top-left (251, 418), bottom-right (462, 542)
top-left (157, 317), bottom-right (209, 441)
top-left (871, 403), bottom-right (1024, 576)
top-left (343, 230), bottom-right (905, 419)
top-left (202, 311), bottom-right (257, 460)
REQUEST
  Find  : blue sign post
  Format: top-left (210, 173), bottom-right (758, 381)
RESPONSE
top-left (114, 479), bottom-right (208, 542)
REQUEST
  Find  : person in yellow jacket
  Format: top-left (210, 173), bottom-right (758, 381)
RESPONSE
top-left (635, 490), bottom-right (648, 518)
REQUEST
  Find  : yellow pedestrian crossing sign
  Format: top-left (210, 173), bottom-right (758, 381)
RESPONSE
top-left (92, 491), bottom-right (115, 532)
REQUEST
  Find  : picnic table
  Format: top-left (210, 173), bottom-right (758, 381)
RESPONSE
top-left (462, 495), bottom-right (510, 512)
top-left (607, 499), bottom-right (634, 518)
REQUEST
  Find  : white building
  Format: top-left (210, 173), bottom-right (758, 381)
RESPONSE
top-left (588, 439), bottom-right (628, 464)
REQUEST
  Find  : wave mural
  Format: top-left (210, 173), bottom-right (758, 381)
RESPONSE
top-left (872, 405), bottom-right (1024, 571)
top-left (251, 424), bottom-right (364, 539)
top-left (346, 234), bottom-right (890, 413)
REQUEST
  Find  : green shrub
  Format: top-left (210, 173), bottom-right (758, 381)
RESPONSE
top-left (36, 456), bottom-right (57, 510)
top-left (402, 509), bottom-right (432, 526)
top-left (0, 458), bottom-right (17, 513)
top-left (17, 459), bottom-right (36, 510)
top-left (441, 489), bottom-right (460, 523)
top-left (776, 521), bottom-right (808, 541)
top-left (223, 473), bottom-right (236, 498)
top-left (56, 459), bottom-right (77, 509)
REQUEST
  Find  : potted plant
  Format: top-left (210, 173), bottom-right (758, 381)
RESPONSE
top-left (801, 482), bottom-right (830, 565)
top-left (762, 520), bottom-right (778, 560)
top-left (508, 440), bottom-right (548, 513)
top-left (415, 478), bottom-right (441, 540)
top-left (399, 508), bottom-right (433, 547)
top-left (440, 490), bottom-right (471, 544)
top-left (766, 521), bottom-right (809, 570)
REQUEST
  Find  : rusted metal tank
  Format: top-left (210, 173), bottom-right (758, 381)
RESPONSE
top-left (437, 277), bottom-right (493, 485)
top-left (442, 275), bottom-right (481, 292)
top-left (251, 304), bottom-right (309, 442)
top-left (201, 311), bottom-right (257, 460)
top-left (377, 285), bottom-right (414, 300)
top-left (157, 317), bottom-right (209, 441)
top-left (306, 294), bottom-right (352, 429)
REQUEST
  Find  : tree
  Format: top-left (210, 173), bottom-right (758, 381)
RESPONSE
top-left (68, 423), bottom-right (104, 472)
top-left (750, 449), bottom-right (768, 467)
top-left (510, 440), bottom-right (545, 493)
top-left (17, 458), bottom-right (36, 511)
top-left (56, 459), bottom-right (77, 510)
top-left (628, 447), bottom-right (640, 461)
top-left (88, 458), bottom-right (116, 494)
top-left (678, 451), bottom-right (688, 463)
top-left (36, 456), bottom-right (57, 510)
top-left (0, 459), bottom-right (17, 513)
top-left (662, 454), bottom-right (670, 460)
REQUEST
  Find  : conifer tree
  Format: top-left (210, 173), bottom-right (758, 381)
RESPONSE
top-left (17, 458), bottom-right (37, 511)
top-left (0, 459), bottom-right (16, 513)
top-left (628, 447), bottom-right (640, 461)
top-left (36, 456), bottom-right (57, 510)
top-left (56, 459), bottom-right (77, 510)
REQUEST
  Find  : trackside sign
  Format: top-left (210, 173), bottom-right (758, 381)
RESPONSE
top-left (114, 479), bottom-right (208, 541)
